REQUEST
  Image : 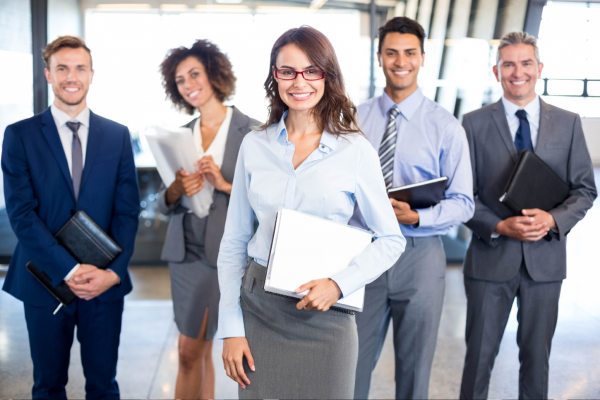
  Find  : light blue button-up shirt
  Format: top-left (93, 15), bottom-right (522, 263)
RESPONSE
top-left (217, 112), bottom-right (406, 338)
top-left (502, 95), bottom-right (540, 148)
top-left (350, 88), bottom-right (474, 237)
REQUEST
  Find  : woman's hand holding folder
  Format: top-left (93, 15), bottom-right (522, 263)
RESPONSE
top-left (223, 337), bottom-right (255, 389)
top-left (295, 278), bottom-right (342, 312)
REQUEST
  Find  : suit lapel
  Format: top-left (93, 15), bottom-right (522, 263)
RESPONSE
top-left (491, 99), bottom-right (518, 162)
top-left (221, 107), bottom-right (248, 180)
top-left (535, 98), bottom-right (553, 154)
top-left (80, 111), bottom-right (103, 193)
top-left (40, 108), bottom-right (75, 199)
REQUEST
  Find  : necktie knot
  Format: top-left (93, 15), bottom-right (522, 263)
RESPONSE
top-left (515, 109), bottom-right (527, 121)
top-left (66, 121), bottom-right (81, 135)
top-left (389, 107), bottom-right (400, 118)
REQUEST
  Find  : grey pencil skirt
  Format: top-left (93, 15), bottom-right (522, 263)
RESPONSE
top-left (239, 260), bottom-right (359, 400)
top-left (169, 258), bottom-right (220, 340)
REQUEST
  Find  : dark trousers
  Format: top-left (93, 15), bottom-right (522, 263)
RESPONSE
top-left (24, 297), bottom-right (124, 400)
top-left (460, 265), bottom-right (562, 400)
top-left (354, 236), bottom-right (446, 400)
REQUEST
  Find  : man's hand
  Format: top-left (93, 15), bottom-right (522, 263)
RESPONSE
top-left (196, 155), bottom-right (232, 194)
top-left (495, 208), bottom-right (555, 242)
top-left (295, 278), bottom-right (342, 311)
top-left (166, 169), bottom-right (204, 205)
top-left (66, 267), bottom-right (120, 300)
top-left (222, 337), bottom-right (255, 389)
top-left (390, 198), bottom-right (419, 225)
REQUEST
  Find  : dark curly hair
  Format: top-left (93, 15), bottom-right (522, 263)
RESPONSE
top-left (260, 26), bottom-right (361, 137)
top-left (378, 17), bottom-right (426, 54)
top-left (160, 39), bottom-right (236, 115)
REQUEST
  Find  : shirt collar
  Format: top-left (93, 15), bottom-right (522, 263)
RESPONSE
top-left (379, 87), bottom-right (424, 121)
top-left (501, 95), bottom-right (540, 120)
top-left (50, 104), bottom-right (90, 128)
top-left (269, 110), bottom-right (338, 153)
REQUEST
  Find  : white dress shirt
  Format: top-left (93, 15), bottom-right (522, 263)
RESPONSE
top-left (501, 95), bottom-right (540, 149)
top-left (189, 106), bottom-right (232, 213)
top-left (50, 105), bottom-right (91, 281)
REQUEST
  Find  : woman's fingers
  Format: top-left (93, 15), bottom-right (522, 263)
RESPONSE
top-left (235, 356), bottom-right (251, 386)
top-left (243, 346), bottom-right (256, 372)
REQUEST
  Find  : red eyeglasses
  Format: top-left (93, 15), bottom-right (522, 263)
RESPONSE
top-left (274, 69), bottom-right (326, 81)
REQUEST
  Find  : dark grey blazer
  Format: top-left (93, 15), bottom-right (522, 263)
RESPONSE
top-left (463, 98), bottom-right (597, 282)
top-left (157, 106), bottom-right (260, 266)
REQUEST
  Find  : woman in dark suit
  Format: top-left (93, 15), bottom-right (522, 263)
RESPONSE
top-left (158, 39), bottom-right (259, 399)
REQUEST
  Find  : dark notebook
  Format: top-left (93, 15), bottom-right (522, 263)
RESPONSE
top-left (500, 150), bottom-right (570, 215)
top-left (27, 211), bottom-right (122, 306)
top-left (387, 177), bottom-right (448, 209)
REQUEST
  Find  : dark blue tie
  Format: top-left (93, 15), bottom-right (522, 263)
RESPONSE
top-left (514, 109), bottom-right (533, 153)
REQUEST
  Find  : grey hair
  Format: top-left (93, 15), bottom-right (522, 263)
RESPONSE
top-left (496, 31), bottom-right (541, 65)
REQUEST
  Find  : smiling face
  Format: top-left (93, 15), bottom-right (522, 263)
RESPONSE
top-left (494, 43), bottom-right (543, 106)
top-left (45, 47), bottom-right (93, 108)
top-left (273, 43), bottom-right (326, 114)
top-left (175, 56), bottom-right (217, 110)
top-left (379, 32), bottom-right (424, 100)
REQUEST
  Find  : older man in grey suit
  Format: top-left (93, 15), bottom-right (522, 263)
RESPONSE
top-left (459, 32), bottom-right (597, 399)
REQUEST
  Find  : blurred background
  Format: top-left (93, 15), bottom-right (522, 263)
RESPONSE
top-left (1, 0), bottom-right (599, 265)
top-left (1, 1), bottom-right (600, 398)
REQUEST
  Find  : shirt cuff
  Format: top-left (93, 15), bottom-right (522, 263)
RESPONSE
top-left (330, 264), bottom-right (364, 298)
top-left (415, 207), bottom-right (434, 229)
top-left (216, 307), bottom-right (246, 339)
top-left (491, 232), bottom-right (500, 239)
top-left (107, 269), bottom-right (121, 284)
top-left (64, 263), bottom-right (80, 281)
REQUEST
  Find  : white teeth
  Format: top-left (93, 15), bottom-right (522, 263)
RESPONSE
top-left (64, 87), bottom-right (79, 92)
top-left (189, 90), bottom-right (200, 97)
top-left (512, 81), bottom-right (526, 85)
top-left (290, 93), bottom-right (310, 98)
top-left (393, 70), bottom-right (409, 75)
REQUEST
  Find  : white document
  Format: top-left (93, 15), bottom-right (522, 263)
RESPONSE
top-left (265, 208), bottom-right (373, 313)
top-left (144, 126), bottom-right (213, 218)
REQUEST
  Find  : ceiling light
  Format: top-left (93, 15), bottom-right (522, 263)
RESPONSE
top-left (97, 4), bottom-right (152, 10)
top-left (159, 4), bottom-right (188, 11)
top-left (215, 0), bottom-right (244, 3)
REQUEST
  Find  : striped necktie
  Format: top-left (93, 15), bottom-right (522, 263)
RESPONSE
top-left (379, 106), bottom-right (400, 189)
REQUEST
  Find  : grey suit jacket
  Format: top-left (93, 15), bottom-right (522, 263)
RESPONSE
top-left (463, 98), bottom-right (597, 282)
top-left (157, 106), bottom-right (260, 266)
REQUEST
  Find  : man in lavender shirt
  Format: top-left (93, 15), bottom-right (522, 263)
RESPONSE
top-left (351, 17), bottom-right (474, 399)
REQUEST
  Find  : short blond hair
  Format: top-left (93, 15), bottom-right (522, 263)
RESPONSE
top-left (43, 36), bottom-right (92, 68)
top-left (496, 31), bottom-right (540, 65)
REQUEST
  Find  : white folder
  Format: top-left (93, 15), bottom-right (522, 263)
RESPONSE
top-left (144, 126), bottom-right (213, 218)
top-left (265, 208), bottom-right (373, 313)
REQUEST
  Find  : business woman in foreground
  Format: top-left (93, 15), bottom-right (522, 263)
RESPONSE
top-left (157, 39), bottom-right (258, 399)
top-left (217, 26), bottom-right (406, 399)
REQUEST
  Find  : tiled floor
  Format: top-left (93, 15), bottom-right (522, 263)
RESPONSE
top-left (1, 205), bottom-right (600, 399)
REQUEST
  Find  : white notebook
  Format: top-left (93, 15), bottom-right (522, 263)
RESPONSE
top-left (265, 208), bottom-right (373, 313)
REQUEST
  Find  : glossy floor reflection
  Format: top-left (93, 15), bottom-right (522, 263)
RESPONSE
top-left (1, 205), bottom-right (600, 399)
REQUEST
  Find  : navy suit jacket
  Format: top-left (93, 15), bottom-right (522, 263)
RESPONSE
top-left (1, 107), bottom-right (140, 306)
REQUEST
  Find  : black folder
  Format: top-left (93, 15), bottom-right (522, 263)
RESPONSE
top-left (26, 211), bottom-right (122, 306)
top-left (387, 177), bottom-right (448, 209)
top-left (500, 150), bottom-right (570, 215)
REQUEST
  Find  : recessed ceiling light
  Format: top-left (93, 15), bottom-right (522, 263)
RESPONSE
top-left (159, 4), bottom-right (188, 11)
top-left (215, 0), bottom-right (244, 4)
top-left (97, 4), bottom-right (152, 10)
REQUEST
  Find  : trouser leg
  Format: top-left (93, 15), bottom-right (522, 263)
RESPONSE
top-left (516, 268), bottom-right (562, 400)
top-left (354, 271), bottom-right (391, 399)
top-left (460, 270), bottom-right (520, 400)
top-left (77, 298), bottom-right (124, 400)
top-left (389, 236), bottom-right (446, 400)
top-left (24, 301), bottom-right (77, 400)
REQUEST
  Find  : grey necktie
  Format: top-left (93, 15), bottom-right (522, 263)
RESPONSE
top-left (379, 106), bottom-right (400, 189)
top-left (66, 121), bottom-right (83, 200)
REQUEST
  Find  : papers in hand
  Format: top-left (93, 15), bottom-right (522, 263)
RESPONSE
top-left (265, 208), bottom-right (372, 313)
top-left (144, 126), bottom-right (212, 218)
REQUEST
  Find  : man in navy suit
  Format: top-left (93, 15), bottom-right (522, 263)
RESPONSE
top-left (1, 36), bottom-right (139, 399)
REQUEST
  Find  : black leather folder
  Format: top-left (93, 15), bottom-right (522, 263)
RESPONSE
top-left (500, 150), bottom-right (570, 215)
top-left (27, 211), bottom-right (122, 306)
top-left (387, 177), bottom-right (448, 209)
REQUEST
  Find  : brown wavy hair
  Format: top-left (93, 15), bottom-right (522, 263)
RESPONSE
top-left (160, 39), bottom-right (236, 115)
top-left (260, 26), bottom-right (361, 137)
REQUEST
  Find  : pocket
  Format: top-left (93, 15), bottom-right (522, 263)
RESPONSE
top-left (241, 274), bottom-right (255, 293)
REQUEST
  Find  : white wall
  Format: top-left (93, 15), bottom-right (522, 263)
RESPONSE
top-left (582, 118), bottom-right (600, 166)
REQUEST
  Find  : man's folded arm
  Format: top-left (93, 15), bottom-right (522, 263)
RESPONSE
top-left (106, 128), bottom-right (140, 280)
top-left (1, 125), bottom-right (78, 285)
